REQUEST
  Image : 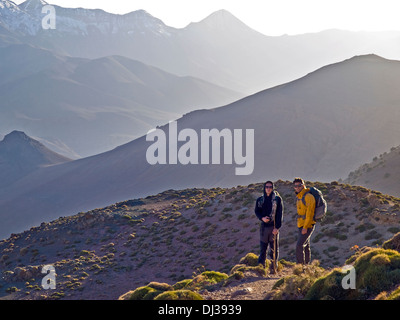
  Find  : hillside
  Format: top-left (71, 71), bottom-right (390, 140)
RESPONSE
top-left (2, 54), bottom-right (400, 239)
top-left (0, 44), bottom-right (241, 157)
top-left (345, 145), bottom-right (400, 198)
top-left (1, 180), bottom-right (399, 300)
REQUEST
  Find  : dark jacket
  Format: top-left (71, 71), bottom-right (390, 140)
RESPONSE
top-left (255, 186), bottom-right (283, 229)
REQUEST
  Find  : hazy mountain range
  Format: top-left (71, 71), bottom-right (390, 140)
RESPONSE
top-left (2, 0), bottom-right (400, 95)
top-left (2, 0), bottom-right (400, 158)
top-left (1, 0), bottom-right (400, 240)
top-left (0, 43), bottom-right (240, 157)
top-left (1, 54), bottom-right (400, 239)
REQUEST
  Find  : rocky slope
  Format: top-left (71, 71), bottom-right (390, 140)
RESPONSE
top-left (345, 145), bottom-right (400, 198)
top-left (0, 180), bottom-right (399, 300)
top-left (3, 54), bottom-right (400, 240)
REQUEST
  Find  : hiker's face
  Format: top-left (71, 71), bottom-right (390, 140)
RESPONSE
top-left (293, 183), bottom-right (304, 194)
top-left (265, 184), bottom-right (273, 196)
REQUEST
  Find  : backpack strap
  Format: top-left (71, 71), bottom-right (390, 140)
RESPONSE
top-left (297, 190), bottom-right (309, 218)
top-left (300, 190), bottom-right (309, 206)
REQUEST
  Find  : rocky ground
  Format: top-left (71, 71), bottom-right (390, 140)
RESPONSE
top-left (200, 268), bottom-right (293, 300)
top-left (1, 180), bottom-right (399, 300)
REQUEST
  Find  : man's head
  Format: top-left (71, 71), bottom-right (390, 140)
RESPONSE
top-left (293, 177), bottom-right (305, 194)
top-left (264, 181), bottom-right (274, 196)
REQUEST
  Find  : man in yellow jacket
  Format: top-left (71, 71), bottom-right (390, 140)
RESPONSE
top-left (293, 177), bottom-right (316, 265)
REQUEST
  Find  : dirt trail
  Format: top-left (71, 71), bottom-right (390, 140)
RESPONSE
top-left (201, 268), bottom-right (292, 300)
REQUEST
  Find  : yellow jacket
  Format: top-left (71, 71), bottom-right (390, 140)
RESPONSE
top-left (296, 187), bottom-right (316, 229)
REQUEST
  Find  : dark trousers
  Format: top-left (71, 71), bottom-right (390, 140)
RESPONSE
top-left (296, 225), bottom-right (315, 264)
top-left (258, 225), bottom-right (279, 266)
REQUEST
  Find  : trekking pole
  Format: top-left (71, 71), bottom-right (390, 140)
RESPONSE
top-left (271, 211), bottom-right (278, 275)
top-left (271, 197), bottom-right (278, 275)
top-left (272, 227), bottom-right (277, 274)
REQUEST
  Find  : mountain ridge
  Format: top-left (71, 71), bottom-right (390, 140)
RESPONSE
top-left (3, 1), bottom-right (400, 94)
top-left (0, 43), bottom-right (242, 158)
top-left (345, 145), bottom-right (400, 197)
top-left (1, 54), bottom-right (400, 239)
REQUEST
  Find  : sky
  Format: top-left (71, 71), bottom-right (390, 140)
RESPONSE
top-left (14, 0), bottom-right (400, 36)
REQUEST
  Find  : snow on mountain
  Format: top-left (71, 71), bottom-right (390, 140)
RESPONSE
top-left (3, 1), bottom-right (400, 94)
top-left (0, 0), bottom-right (20, 12)
top-left (19, 0), bottom-right (48, 11)
top-left (43, 7), bottom-right (173, 37)
top-left (0, 0), bottom-right (40, 35)
top-left (0, 0), bottom-right (174, 37)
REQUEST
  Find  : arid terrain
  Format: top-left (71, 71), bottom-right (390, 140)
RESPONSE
top-left (1, 180), bottom-right (399, 300)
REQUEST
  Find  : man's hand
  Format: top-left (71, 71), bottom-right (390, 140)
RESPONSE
top-left (301, 228), bottom-right (308, 235)
top-left (262, 217), bottom-right (270, 223)
top-left (272, 228), bottom-right (279, 235)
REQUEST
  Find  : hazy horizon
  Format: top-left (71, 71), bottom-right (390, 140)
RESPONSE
top-left (12, 0), bottom-right (400, 36)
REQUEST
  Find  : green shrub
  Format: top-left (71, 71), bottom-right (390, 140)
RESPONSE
top-left (154, 290), bottom-right (203, 300)
top-left (375, 285), bottom-right (400, 300)
top-left (119, 282), bottom-right (172, 300)
top-left (227, 252), bottom-right (269, 277)
top-left (172, 279), bottom-right (192, 290)
top-left (238, 253), bottom-right (259, 266)
top-left (147, 282), bottom-right (173, 291)
top-left (305, 248), bottom-right (400, 300)
top-left (267, 261), bottom-right (326, 300)
top-left (383, 232), bottom-right (400, 252)
top-left (200, 271), bottom-right (229, 284)
top-left (230, 264), bottom-right (267, 277)
top-left (365, 230), bottom-right (382, 240)
top-left (118, 286), bottom-right (157, 300)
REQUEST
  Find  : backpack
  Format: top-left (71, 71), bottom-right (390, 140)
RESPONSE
top-left (300, 187), bottom-right (327, 221)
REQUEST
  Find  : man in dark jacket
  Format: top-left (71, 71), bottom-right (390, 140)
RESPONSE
top-left (254, 181), bottom-right (284, 270)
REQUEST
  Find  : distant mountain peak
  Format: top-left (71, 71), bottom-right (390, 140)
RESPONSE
top-left (125, 9), bottom-right (155, 18)
top-left (205, 9), bottom-right (237, 19)
top-left (0, 0), bottom-right (22, 14)
top-left (186, 9), bottom-right (254, 33)
top-left (348, 53), bottom-right (386, 61)
top-left (0, 0), bottom-right (19, 9)
top-left (19, 0), bottom-right (48, 11)
top-left (3, 130), bottom-right (32, 143)
top-left (0, 130), bottom-right (71, 190)
top-left (1, 130), bottom-right (71, 162)
top-left (123, 9), bottom-right (170, 32)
